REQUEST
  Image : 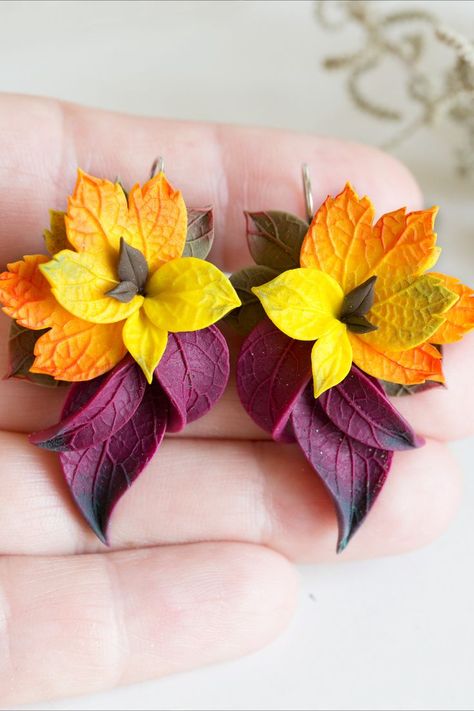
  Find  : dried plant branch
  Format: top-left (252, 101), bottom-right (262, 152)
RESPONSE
top-left (316, 0), bottom-right (474, 177)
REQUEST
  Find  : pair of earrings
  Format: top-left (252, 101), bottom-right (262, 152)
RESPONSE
top-left (1, 161), bottom-right (472, 552)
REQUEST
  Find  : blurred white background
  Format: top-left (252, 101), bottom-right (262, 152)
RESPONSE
top-left (0, 1), bottom-right (472, 709)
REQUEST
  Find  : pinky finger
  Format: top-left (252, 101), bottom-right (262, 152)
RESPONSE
top-left (0, 542), bottom-right (298, 706)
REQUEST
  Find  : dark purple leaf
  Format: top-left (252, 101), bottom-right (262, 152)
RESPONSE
top-left (291, 383), bottom-right (393, 552)
top-left (182, 208), bottom-right (214, 259)
top-left (61, 373), bottom-right (109, 419)
top-left (30, 357), bottom-right (146, 451)
top-left (236, 318), bottom-right (312, 442)
top-left (318, 366), bottom-right (422, 450)
top-left (155, 325), bottom-right (230, 432)
top-left (59, 382), bottom-right (168, 543)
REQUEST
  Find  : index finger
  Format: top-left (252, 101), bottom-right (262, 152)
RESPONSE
top-left (0, 92), bottom-right (421, 270)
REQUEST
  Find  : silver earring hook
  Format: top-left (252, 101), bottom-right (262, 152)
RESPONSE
top-left (150, 156), bottom-right (164, 179)
top-left (302, 163), bottom-right (314, 224)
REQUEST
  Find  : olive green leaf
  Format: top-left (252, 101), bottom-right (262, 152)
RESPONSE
top-left (44, 210), bottom-right (73, 255)
top-left (380, 380), bottom-right (444, 397)
top-left (245, 210), bottom-right (308, 271)
top-left (182, 208), bottom-right (214, 259)
top-left (7, 322), bottom-right (67, 387)
top-left (225, 265), bottom-right (279, 335)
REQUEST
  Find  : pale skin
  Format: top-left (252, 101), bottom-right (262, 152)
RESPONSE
top-left (0, 94), bottom-right (472, 705)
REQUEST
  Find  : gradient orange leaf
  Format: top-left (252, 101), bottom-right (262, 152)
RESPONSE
top-left (0, 255), bottom-right (62, 329)
top-left (300, 183), bottom-right (375, 291)
top-left (65, 170), bottom-right (132, 262)
top-left (429, 273), bottom-right (474, 343)
top-left (31, 314), bottom-right (126, 382)
top-left (127, 171), bottom-right (187, 272)
top-left (300, 183), bottom-right (440, 293)
top-left (350, 333), bottom-right (444, 385)
top-left (364, 207), bottom-right (440, 287)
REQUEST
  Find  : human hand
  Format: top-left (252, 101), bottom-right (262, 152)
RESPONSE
top-left (0, 94), bottom-right (472, 705)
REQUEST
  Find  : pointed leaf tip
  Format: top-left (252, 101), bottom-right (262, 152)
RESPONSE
top-left (116, 237), bottom-right (148, 291)
top-left (292, 383), bottom-right (394, 550)
top-left (59, 382), bottom-right (169, 542)
top-left (30, 357), bottom-right (147, 451)
top-left (106, 280), bottom-right (139, 302)
top-left (318, 366), bottom-right (421, 451)
top-left (340, 276), bottom-right (377, 319)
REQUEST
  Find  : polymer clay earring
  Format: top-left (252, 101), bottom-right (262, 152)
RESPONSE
top-left (228, 166), bottom-right (474, 552)
top-left (0, 161), bottom-right (240, 541)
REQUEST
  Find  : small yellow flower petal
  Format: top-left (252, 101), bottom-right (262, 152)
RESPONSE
top-left (40, 250), bottom-right (143, 324)
top-left (366, 274), bottom-right (459, 350)
top-left (311, 321), bottom-right (352, 398)
top-left (144, 257), bottom-right (240, 332)
top-left (252, 268), bottom-right (344, 341)
top-left (123, 309), bottom-right (168, 384)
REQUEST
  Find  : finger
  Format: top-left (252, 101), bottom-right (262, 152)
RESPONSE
top-left (387, 332), bottom-right (474, 441)
top-left (0, 93), bottom-right (422, 271)
top-left (0, 542), bottom-right (297, 706)
top-left (0, 432), bottom-right (461, 561)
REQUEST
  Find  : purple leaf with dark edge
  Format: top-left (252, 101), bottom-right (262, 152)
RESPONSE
top-left (318, 366), bottom-right (423, 450)
top-left (182, 208), bottom-right (214, 259)
top-left (236, 318), bottom-right (312, 442)
top-left (30, 357), bottom-right (147, 451)
top-left (291, 383), bottom-right (393, 552)
top-left (59, 382), bottom-right (168, 543)
top-left (155, 325), bottom-right (230, 432)
top-left (245, 210), bottom-right (308, 271)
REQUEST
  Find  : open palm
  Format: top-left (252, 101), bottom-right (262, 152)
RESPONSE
top-left (0, 94), bottom-right (472, 706)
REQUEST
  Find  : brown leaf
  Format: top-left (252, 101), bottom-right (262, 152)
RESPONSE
top-left (116, 238), bottom-right (148, 290)
top-left (225, 265), bottom-right (278, 335)
top-left (182, 208), bottom-right (214, 259)
top-left (245, 210), bottom-right (308, 271)
top-left (7, 322), bottom-right (67, 387)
